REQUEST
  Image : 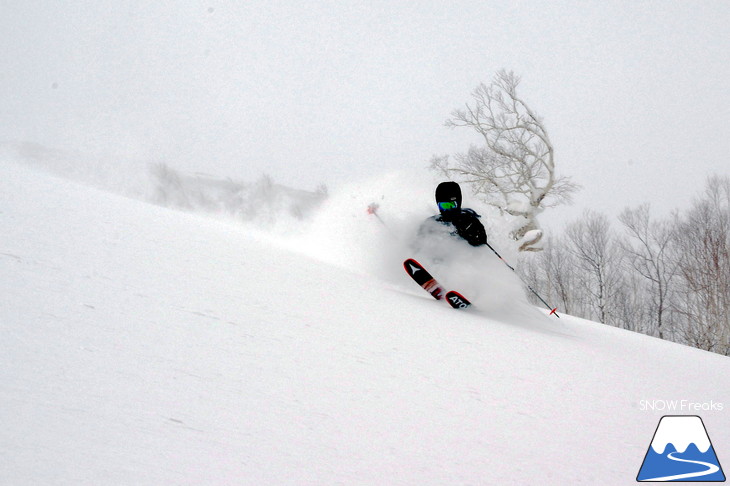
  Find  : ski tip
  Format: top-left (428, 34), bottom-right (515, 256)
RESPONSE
top-left (403, 258), bottom-right (418, 272)
top-left (403, 258), bottom-right (423, 274)
top-left (445, 290), bottom-right (471, 310)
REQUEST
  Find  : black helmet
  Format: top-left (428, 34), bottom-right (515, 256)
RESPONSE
top-left (435, 181), bottom-right (462, 213)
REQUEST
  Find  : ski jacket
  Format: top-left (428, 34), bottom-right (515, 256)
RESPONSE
top-left (419, 208), bottom-right (487, 247)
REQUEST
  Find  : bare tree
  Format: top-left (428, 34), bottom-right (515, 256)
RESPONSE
top-left (618, 204), bottom-right (679, 340)
top-left (523, 234), bottom-right (579, 315)
top-left (432, 69), bottom-right (579, 252)
top-left (618, 270), bottom-right (654, 333)
top-left (566, 211), bottom-right (624, 325)
top-left (672, 176), bottom-right (730, 355)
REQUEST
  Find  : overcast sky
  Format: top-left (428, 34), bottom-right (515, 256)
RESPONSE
top-left (3, 1), bottom-right (729, 224)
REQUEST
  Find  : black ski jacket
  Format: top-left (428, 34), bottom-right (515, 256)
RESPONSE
top-left (419, 208), bottom-right (487, 247)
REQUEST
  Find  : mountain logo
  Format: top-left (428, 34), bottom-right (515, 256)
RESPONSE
top-left (637, 415), bottom-right (725, 482)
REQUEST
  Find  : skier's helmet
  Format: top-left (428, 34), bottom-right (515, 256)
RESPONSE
top-left (435, 181), bottom-right (462, 213)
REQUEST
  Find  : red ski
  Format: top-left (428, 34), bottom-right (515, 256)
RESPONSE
top-left (445, 290), bottom-right (471, 310)
top-left (403, 259), bottom-right (471, 309)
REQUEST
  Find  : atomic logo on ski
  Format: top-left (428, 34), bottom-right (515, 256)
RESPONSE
top-left (637, 415), bottom-right (725, 482)
top-left (406, 262), bottom-right (421, 275)
top-left (446, 291), bottom-right (471, 309)
top-left (403, 259), bottom-right (444, 300)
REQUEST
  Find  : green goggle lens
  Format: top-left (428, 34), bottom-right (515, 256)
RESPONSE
top-left (438, 201), bottom-right (458, 210)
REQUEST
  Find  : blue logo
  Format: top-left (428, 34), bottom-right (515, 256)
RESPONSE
top-left (637, 415), bottom-right (725, 482)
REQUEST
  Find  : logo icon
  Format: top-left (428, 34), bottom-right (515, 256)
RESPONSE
top-left (407, 262), bottom-right (421, 275)
top-left (637, 415), bottom-right (725, 482)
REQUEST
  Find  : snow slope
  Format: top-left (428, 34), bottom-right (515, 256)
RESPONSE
top-left (1, 158), bottom-right (729, 485)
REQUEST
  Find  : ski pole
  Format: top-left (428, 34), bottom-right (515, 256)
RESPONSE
top-left (367, 203), bottom-right (397, 238)
top-left (484, 241), bottom-right (560, 318)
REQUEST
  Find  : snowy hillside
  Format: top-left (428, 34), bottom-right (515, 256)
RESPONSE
top-left (2, 156), bottom-right (729, 485)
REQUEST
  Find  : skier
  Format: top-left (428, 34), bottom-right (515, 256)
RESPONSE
top-left (419, 181), bottom-right (487, 247)
top-left (406, 182), bottom-right (559, 315)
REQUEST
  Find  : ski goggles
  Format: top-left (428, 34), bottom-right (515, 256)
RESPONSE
top-left (438, 201), bottom-right (458, 210)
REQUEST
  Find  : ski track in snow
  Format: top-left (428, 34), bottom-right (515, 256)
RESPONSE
top-left (2, 155), bottom-right (730, 485)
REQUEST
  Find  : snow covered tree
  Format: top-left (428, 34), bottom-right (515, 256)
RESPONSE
top-left (432, 70), bottom-right (578, 252)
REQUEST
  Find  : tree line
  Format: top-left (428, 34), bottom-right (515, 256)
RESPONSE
top-left (520, 175), bottom-right (730, 355)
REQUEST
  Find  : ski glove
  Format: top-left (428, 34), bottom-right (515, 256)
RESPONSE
top-left (454, 216), bottom-right (487, 246)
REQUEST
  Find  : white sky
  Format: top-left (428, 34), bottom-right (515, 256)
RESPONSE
top-left (3, 1), bottom-right (729, 224)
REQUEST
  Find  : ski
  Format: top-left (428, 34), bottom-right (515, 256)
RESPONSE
top-left (403, 258), bottom-right (445, 300)
top-left (445, 290), bottom-right (471, 310)
top-left (403, 259), bottom-right (471, 309)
